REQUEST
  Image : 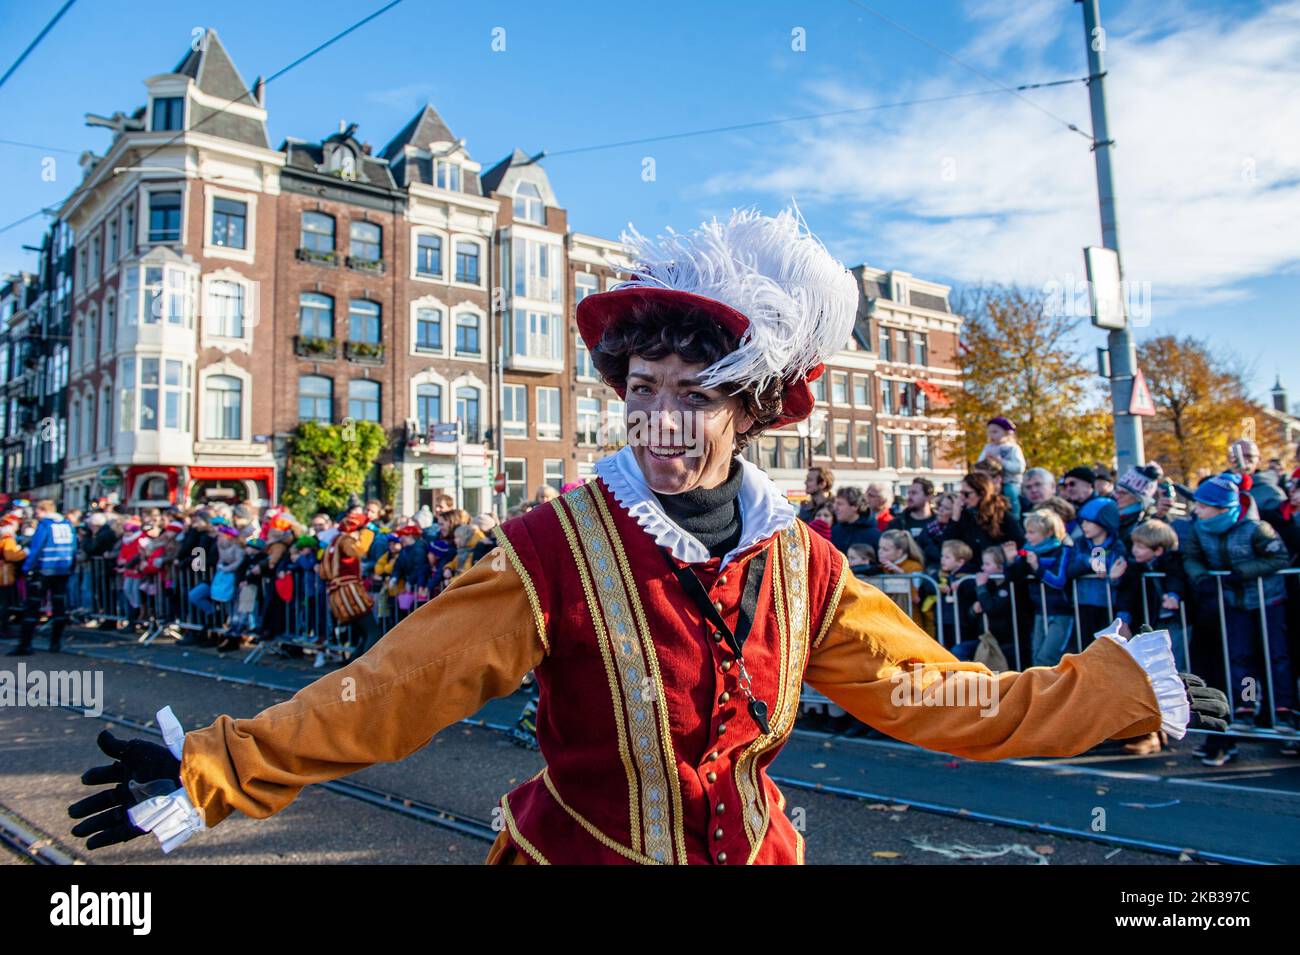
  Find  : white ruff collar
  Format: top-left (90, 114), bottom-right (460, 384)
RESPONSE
top-left (593, 445), bottom-right (795, 567)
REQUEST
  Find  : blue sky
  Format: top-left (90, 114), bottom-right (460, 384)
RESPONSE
top-left (2, 0), bottom-right (1297, 405)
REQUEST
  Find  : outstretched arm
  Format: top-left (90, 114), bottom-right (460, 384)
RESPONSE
top-left (70, 547), bottom-right (546, 850)
top-left (805, 564), bottom-right (1166, 761)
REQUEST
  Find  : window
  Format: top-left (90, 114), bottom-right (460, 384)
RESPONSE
top-left (301, 212), bottom-right (335, 253)
top-left (831, 371), bottom-right (848, 405)
top-left (415, 383), bottom-right (441, 433)
top-left (108, 218), bottom-right (118, 263)
top-left (123, 204), bottom-right (135, 257)
top-left (502, 384), bottom-right (527, 438)
top-left (575, 332), bottom-right (596, 380)
top-left (348, 379), bottom-right (380, 423)
top-left (151, 96), bottom-right (184, 131)
top-left (918, 434), bottom-right (932, 469)
top-left (898, 382), bottom-right (912, 417)
top-left (454, 241), bottom-right (480, 284)
top-left (138, 266), bottom-right (188, 326)
top-left (299, 293), bottom-right (334, 338)
top-left (207, 280), bottom-right (245, 337)
top-left (880, 328), bottom-right (893, 362)
top-left (148, 192), bottom-right (181, 243)
top-left (119, 359), bottom-right (134, 432)
top-left (895, 329), bottom-right (908, 364)
top-left (348, 300), bottom-right (381, 344)
top-left (880, 380), bottom-right (895, 415)
top-left (854, 421), bottom-right (874, 459)
top-left (162, 359), bottom-right (189, 431)
top-left (883, 432), bottom-right (897, 468)
top-left (210, 198), bottom-right (247, 249)
top-left (434, 161), bottom-right (461, 192)
top-left (508, 309), bottom-right (563, 362)
top-left (504, 459), bottom-right (527, 508)
top-left (415, 234), bottom-right (442, 277)
top-left (833, 420), bottom-right (850, 458)
top-left (912, 331), bottom-right (928, 366)
top-left (204, 374), bottom-right (242, 439)
top-left (511, 238), bottom-right (561, 302)
top-left (852, 374), bottom-right (869, 407)
top-left (536, 387), bottom-right (560, 439)
top-left (299, 375), bottom-right (332, 423)
top-left (577, 397), bottom-right (601, 446)
top-left (454, 312), bottom-right (481, 357)
top-left (99, 384), bottom-right (112, 447)
top-left (84, 312), bottom-right (98, 364)
top-left (349, 221), bottom-right (381, 261)
top-left (812, 418), bottom-right (829, 457)
top-left (902, 433), bottom-right (916, 469)
top-left (455, 386), bottom-right (481, 442)
top-left (513, 181), bottom-right (545, 224)
top-left (545, 459), bottom-right (565, 492)
top-left (810, 375), bottom-right (826, 402)
top-left (575, 272), bottom-right (598, 304)
top-left (415, 307), bottom-right (443, 352)
top-left (90, 237), bottom-right (101, 282)
top-left (606, 399), bottom-right (626, 446)
top-left (779, 436), bottom-right (804, 470)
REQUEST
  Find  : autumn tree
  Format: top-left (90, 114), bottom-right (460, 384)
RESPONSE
top-left (944, 284), bottom-right (1113, 477)
top-left (1136, 335), bottom-right (1277, 484)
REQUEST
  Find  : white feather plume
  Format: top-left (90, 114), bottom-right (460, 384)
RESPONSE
top-left (610, 202), bottom-right (859, 393)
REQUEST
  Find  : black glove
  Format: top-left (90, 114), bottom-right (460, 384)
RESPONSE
top-left (68, 730), bottom-right (182, 850)
top-left (1179, 672), bottom-right (1230, 733)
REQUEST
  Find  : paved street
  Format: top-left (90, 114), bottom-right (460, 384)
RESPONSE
top-left (4, 626), bottom-right (1297, 866)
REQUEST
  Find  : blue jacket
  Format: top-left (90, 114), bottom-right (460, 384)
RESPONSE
top-left (1060, 533), bottom-right (1126, 609)
top-left (22, 515), bottom-right (77, 576)
top-left (1008, 543), bottom-right (1074, 617)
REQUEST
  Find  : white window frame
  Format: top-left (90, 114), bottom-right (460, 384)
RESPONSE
top-left (450, 372), bottom-right (488, 444)
top-left (409, 295), bottom-right (447, 357)
top-left (544, 458), bottom-right (565, 491)
top-left (203, 187), bottom-right (256, 263)
top-left (502, 383), bottom-right (528, 438)
top-left (142, 182), bottom-right (186, 246)
top-left (576, 396), bottom-right (601, 447)
top-left (453, 306), bottom-right (485, 359)
top-left (449, 234), bottom-right (486, 289)
top-left (200, 268), bottom-right (256, 353)
top-left (410, 227), bottom-right (449, 283)
top-left (536, 386), bottom-right (561, 440)
top-left (409, 368), bottom-right (449, 432)
top-left (503, 457), bottom-right (527, 507)
top-left (830, 370), bottom-right (848, 406)
top-left (197, 359), bottom-right (251, 445)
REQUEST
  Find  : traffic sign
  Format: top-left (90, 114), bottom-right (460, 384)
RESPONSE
top-left (1129, 368), bottom-right (1156, 417)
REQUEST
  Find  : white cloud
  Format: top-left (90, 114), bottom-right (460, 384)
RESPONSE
top-left (701, 0), bottom-right (1300, 310)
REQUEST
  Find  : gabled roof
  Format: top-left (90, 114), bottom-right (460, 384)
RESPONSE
top-left (479, 147), bottom-right (533, 195)
top-left (171, 29), bottom-right (253, 103)
top-left (380, 104), bottom-right (455, 161)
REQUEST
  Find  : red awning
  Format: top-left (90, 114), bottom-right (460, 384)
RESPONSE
top-left (188, 466), bottom-right (273, 481)
top-left (916, 379), bottom-right (952, 406)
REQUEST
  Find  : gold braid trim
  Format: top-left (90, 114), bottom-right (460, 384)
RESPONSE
top-left (492, 527), bottom-right (550, 656)
top-left (499, 792), bottom-right (549, 864)
top-left (551, 499), bottom-right (643, 855)
top-left (813, 554), bottom-right (850, 650)
top-left (541, 768), bottom-right (662, 865)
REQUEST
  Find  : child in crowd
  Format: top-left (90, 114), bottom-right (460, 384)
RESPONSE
top-left (372, 535), bottom-right (403, 621)
top-left (808, 503), bottom-right (834, 542)
top-left (0, 514), bottom-right (27, 635)
top-left (1062, 497), bottom-right (1127, 647)
top-left (980, 417), bottom-right (1026, 520)
top-left (937, 540), bottom-right (975, 647)
top-left (1007, 509), bottom-right (1075, 667)
top-left (971, 546), bottom-right (1016, 657)
top-left (845, 543), bottom-right (880, 580)
top-left (1117, 519), bottom-right (1189, 671)
top-left (878, 528), bottom-right (931, 632)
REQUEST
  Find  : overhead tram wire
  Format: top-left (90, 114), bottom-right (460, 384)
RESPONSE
top-left (0, 0), bottom-right (408, 237)
top-left (0, 0), bottom-right (78, 92)
top-left (540, 77), bottom-right (1089, 159)
top-left (842, 0), bottom-right (1095, 142)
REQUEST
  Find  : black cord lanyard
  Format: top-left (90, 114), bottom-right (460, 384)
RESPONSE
top-left (662, 547), bottom-right (772, 736)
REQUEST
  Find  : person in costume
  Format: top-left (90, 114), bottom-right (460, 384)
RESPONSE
top-left (68, 207), bottom-right (1229, 865)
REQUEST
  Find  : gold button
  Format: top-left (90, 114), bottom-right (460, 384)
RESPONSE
top-left (706, 771), bottom-right (717, 783)
top-left (717, 851), bottom-right (728, 863)
top-left (712, 631), bottom-right (723, 642)
top-left (714, 828), bottom-right (724, 840)
top-left (718, 723), bottom-right (727, 734)
top-left (720, 660), bottom-right (732, 672)
top-left (713, 600), bottom-right (723, 612)
top-left (718, 692), bottom-right (730, 704)
top-left (707, 751), bottom-right (719, 761)
top-left (718, 575), bottom-right (728, 586)
top-left (716, 802), bottom-right (726, 814)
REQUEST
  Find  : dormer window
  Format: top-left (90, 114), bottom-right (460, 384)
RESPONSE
top-left (151, 96), bottom-right (185, 132)
top-left (434, 160), bottom-right (461, 192)
top-left (327, 145), bottom-right (357, 180)
top-left (513, 181), bottom-right (545, 224)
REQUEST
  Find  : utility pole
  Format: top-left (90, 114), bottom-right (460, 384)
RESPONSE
top-left (1079, 0), bottom-right (1145, 474)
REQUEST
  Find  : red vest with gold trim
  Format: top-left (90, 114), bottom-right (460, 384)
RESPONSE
top-left (492, 477), bottom-right (844, 864)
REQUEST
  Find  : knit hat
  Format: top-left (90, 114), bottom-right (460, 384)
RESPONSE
top-left (1093, 465), bottom-right (1115, 483)
top-left (987, 416), bottom-right (1015, 432)
top-left (471, 514), bottom-right (499, 533)
top-left (1194, 473), bottom-right (1242, 510)
top-left (164, 520), bottom-right (184, 534)
top-left (1117, 466), bottom-right (1159, 502)
top-left (1077, 497), bottom-right (1121, 538)
top-left (576, 205), bottom-right (859, 428)
top-left (1064, 466), bottom-right (1096, 485)
top-left (294, 534), bottom-right (318, 549)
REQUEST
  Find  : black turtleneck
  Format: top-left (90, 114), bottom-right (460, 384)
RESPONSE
top-left (652, 458), bottom-right (744, 559)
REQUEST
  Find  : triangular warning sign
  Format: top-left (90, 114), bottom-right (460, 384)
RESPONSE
top-left (1129, 368), bottom-right (1156, 417)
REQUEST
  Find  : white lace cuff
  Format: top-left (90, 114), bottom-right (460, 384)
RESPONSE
top-left (128, 786), bottom-right (206, 853)
top-left (1099, 622), bottom-right (1190, 739)
top-left (125, 705), bottom-right (205, 853)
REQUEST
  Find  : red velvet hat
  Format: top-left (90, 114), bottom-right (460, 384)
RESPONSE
top-left (575, 205), bottom-right (855, 429)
